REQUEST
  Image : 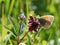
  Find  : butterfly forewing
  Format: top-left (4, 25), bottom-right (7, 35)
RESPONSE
top-left (38, 15), bottom-right (54, 28)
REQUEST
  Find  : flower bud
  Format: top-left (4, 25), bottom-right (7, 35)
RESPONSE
top-left (19, 13), bottom-right (25, 19)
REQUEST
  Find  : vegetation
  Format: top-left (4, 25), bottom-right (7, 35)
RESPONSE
top-left (0, 0), bottom-right (60, 45)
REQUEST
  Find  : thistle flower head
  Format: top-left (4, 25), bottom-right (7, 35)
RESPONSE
top-left (28, 16), bottom-right (40, 32)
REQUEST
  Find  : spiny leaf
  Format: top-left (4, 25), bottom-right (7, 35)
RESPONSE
top-left (8, 16), bottom-right (19, 34)
top-left (4, 25), bottom-right (11, 30)
top-left (4, 25), bottom-right (17, 36)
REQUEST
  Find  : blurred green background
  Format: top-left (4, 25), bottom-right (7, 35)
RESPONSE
top-left (0, 0), bottom-right (60, 45)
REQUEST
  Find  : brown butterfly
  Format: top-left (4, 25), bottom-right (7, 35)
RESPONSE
top-left (38, 15), bottom-right (54, 29)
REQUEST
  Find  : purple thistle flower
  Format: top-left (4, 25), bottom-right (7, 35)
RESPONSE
top-left (28, 16), bottom-right (40, 32)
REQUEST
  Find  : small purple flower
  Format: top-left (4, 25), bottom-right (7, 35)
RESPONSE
top-left (28, 16), bottom-right (40, 32)
top-left (19, 13), bottom-right (25, 19)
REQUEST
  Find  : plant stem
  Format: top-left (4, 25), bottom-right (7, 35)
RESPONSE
top-left (17, 31), bottom-right (29, 45)
top-left (17, 36), bottom-right (20, 45)
top-left (17, 21), bottom-right (21, 45)
top-left (20, 31), bottom-right (29, 42)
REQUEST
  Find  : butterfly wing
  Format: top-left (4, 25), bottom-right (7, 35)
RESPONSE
top-left (38, 15), bottom-right (54, 28)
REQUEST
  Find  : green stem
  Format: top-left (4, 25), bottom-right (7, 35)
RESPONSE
top-left (17, 31), bottom-right (29, 45)
top-left (8, 0), bottom-right (15, 15)
top-left (20, 31), bottom-right (29, 42)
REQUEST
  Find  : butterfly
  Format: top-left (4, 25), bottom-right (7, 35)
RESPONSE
top-left (38, 15), bottom-right (54, 29)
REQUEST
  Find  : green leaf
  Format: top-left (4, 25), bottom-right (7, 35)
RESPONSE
top-left (8, 16), bottom-right (19, 35)
top-left (27, 35), bottom-right (31, 45)
top-left (3, 33), bottom-right (12, 45)
top-left (3, 33), bottom-right (16, 45)
top-left (4, 25), bottom-right (11, 31)
top-left (4, 25), bottom-right (17, 36)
